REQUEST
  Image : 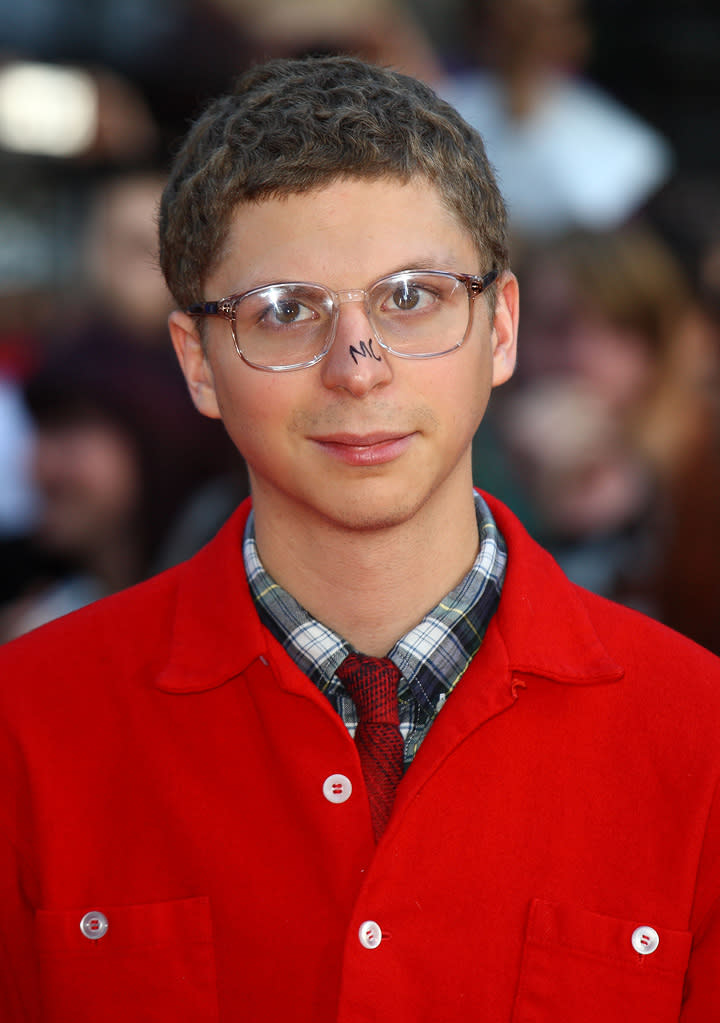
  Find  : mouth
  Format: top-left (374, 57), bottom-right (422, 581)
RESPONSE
top-left (311, 431), bottom-right (415, 467)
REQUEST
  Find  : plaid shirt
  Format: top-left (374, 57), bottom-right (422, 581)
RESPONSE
top-left (244, 493), bottom-right (506, 767)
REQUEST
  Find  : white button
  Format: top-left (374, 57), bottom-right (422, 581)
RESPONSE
top-left (80, 911), bottom-right (109, 940)
top-left (631, 925), bottom-right (659, 955)
top-left (358, 920), bottom-right (383, 949)
top-left (323, 774), bottom-right (352, 804)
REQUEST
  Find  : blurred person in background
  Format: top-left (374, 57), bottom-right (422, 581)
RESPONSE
top-left (70, 169), bottom-right (241, 499)
top-left (79, 169), bottom-right (174, 345)
top-left (0, 169), bottom-right (245, 640)
top-left (490, 222), bottom-right (720, 649)
top-left (219, 0), bottom-right (442, 80)
top-left (643, 174), bottom-right (720, 654)
top-left (0, 339), bottom-right (244, 642)
top-left (0, 204), bottom-right (62, 620)
top-left (79, 168), bottom-right (250, 564)
top-left (438, 0), bottom-right (671, 237)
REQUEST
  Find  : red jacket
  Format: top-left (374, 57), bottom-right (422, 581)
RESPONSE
top-left (1, 495), bottom-right (719, 1022)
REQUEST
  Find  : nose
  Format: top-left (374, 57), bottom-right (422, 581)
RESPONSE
top-left (319, 298), bottom-right (392, 396)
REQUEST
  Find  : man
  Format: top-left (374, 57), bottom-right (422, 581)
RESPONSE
top-left (1, 55), bottom-right (719, 1022)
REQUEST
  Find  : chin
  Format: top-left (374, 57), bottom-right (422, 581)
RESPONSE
top-left (316, 490), bottom-right (429, 534)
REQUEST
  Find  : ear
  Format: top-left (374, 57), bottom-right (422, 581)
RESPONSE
top-left (490, 271), bottom-right (519, 388)
top-left (168, 311), bottom-right (222, 420)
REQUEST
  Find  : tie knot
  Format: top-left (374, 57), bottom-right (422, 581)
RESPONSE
top-left (336, 652), bottom-right (401, 725)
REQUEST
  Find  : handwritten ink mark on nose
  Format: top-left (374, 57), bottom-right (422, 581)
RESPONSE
top-left (349, 339), bottom-right (382, 365)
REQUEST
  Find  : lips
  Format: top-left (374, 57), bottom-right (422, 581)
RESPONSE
top-left (313, 431), bottom-right (407, 446)
top-left (311, 431), bottom-right (415, 466)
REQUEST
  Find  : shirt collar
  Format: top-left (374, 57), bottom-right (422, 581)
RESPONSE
top-left (155, 494), bottom-right (622, 695)
top-left (244, 492), bottom-right (506, 702)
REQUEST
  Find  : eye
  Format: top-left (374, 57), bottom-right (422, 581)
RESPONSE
top-left (235, 284), bottom-right (332, 342)
top-left (239, 285), bottom-right (327, 332)
top-left (378, 277), bottom-right (440, 315)
top-left (264, 296), bottom-right (316, 325)
top-left (392, 283), bottom-right (422, 311)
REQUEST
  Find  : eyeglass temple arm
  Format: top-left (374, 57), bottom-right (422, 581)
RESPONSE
top-left (186, 301), bottom-right (221, 316)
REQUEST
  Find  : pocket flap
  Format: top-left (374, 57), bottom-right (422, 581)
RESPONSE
top-left (526, 898), bottom-right (692, 974)
top-left (35, 897), bottom-right (218, 1023)
top-left (36, 896), bottom-right (213, 952)
top-left (512, 898), bottom-right (692, 1023)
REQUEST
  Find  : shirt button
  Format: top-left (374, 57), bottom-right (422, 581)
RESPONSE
top-left (631, 925), bottom-right (660, 955)
top-left (358, 920), bottom-right (383, 949)
top-left (80, 911), bottom-right (109, 941)
top-left (323, 774), bottom-right (352, 804)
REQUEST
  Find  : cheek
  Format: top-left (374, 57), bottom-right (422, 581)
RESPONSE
top-left (404, 356), bottom-right (491, 467)
top-left (210, 371), bottom-right (295, 461)
top-left (445, 345), bottom-right (495, 422)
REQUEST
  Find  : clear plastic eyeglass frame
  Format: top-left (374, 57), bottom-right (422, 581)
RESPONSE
top-left (186, 268), bottom-right (499, 372)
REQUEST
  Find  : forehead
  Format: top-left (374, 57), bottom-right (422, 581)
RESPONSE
top-left (209, 176), bottom-right (480, 294)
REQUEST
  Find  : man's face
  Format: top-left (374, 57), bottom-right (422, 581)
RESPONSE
top-left (170, 176), bottom-right (517, 536)
top-left (32, 418), bottom-right (140, 560)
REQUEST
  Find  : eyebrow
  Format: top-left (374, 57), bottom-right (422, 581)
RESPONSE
top-left (382, 255), bottom-right (469, 276)
top-left (219, 255), bottom-right (476, 299)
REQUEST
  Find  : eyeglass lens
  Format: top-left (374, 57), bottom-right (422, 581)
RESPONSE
top-left (234, 271), bottom-right (472, 368)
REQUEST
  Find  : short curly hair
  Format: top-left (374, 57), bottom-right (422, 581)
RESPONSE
top-left (159, 54), bottom-right (508, 311)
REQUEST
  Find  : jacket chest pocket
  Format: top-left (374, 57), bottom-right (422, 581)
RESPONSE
top-left (35, 896), bottom-right (219, 1023)
top-left (512, 898), bottom-right (692, 1023)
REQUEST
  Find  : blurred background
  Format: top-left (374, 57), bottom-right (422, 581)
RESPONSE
top-left (0, 0), bottom-right (718, 651)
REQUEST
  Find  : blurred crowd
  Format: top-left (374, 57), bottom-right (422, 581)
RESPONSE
top-left (1, 0), bottom-right (719, 652)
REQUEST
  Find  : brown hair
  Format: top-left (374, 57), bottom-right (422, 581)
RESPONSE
top-left (159, 54), bottom-right (508, 310)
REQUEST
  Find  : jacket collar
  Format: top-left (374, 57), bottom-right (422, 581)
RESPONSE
top-left (156, 499), bottom-right (268, 693)
top-left (156, 494), bottom-right (623, 694)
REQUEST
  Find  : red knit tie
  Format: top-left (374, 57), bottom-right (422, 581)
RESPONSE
top-left (336, 652), bottom-right (404, 841)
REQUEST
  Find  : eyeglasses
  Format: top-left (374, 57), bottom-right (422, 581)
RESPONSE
top-left (186, 268), bottom-right (498, 372)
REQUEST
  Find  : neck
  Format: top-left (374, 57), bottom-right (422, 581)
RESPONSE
top-left (252, 482), bottom-right (480, 657)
